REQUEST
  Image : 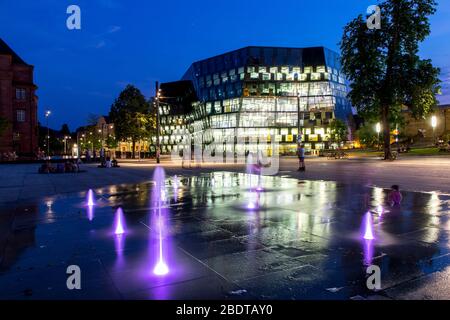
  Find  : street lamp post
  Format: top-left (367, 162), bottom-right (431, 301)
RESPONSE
top-left (297, 93), bottom-right (302, 146)
top-left (431, 115), bottom-right (437, 146)
top-left (155, 81), bottom-right (161, 164)
top-left (45, 110), bottom-right (51, 159)
top-left (376, 122), bottom-right (381, 151)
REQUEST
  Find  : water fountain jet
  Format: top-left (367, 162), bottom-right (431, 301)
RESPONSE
top-left (87, 189), bottom-right (95, 206)
top-left (363, 211), bottom-right (374, 240)
top-left (114, 207), bottom-right (125, 235)
top-left (152, 167), bottom-right (170, 276)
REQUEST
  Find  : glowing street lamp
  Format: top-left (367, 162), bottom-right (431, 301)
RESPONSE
top-left (375, 122), bottom-right (381, 151)
top-left (45, 110), bottom-right (51, 159)
top-left (431, 115), bottom-right (437, 145)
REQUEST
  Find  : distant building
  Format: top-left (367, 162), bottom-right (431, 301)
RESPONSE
top-left (402, 104), bottom-right (450, 139)
top-left (157, 46), bottom-right (354, 156)
top-left (0, 38), bottom-right (38, 156)
top-left (76, 115), bottom-right (150, 158)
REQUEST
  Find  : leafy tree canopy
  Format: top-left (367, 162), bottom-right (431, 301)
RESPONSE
top-left (109, 85), bottom-right (155, 156)
top-left (340, 0), bottom-right (440, 159)
top-left (329, 119), bottom-right (348, 144)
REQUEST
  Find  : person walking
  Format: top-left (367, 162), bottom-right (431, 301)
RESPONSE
top-left (297, 143), bottom-right (305, 171)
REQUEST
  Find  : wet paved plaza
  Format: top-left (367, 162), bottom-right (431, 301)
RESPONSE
top-left (1, 170), bottom-right (450, 300)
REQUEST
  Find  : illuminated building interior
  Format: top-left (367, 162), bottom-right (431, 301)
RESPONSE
top-left (156, 46), bottom-right (353, 156)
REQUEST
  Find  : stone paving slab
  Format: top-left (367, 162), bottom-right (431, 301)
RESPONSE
top-left (1, 171), bottom-right (450, 300)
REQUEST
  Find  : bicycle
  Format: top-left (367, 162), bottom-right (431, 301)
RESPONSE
top-left (334, 151), bottom-right (349, 160)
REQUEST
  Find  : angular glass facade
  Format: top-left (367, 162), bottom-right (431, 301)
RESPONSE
top-left (158, 46), bottom-right (353, 155)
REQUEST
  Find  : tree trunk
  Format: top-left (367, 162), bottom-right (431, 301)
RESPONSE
top-left (132, 140), bottom-right (136, 159)
top-left (381, 105), bottom-right (392, 160)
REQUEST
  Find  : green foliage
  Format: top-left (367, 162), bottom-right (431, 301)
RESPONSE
top-left (105, 135), bottom-right (119, 149)
top-left (329, 119), bottom-right (348, 144)
top-left (109, 85), bottom-right (155, 155)
top-left (80, 125), bottom-right (102, 151)
top-left (340, 0), bottom-right (440, 159)
top-left (0, 116), bottom-right (9, 136)
top-left (60, 123), bottom-right (71, 136)
top-left (355, 123), bottom-right (380, 148)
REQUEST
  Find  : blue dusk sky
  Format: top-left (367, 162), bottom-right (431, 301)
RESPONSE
top-left (1, 0), bottom-right (449, 130)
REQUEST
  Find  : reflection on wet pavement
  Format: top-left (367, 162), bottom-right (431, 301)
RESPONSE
top-left (0, 171), bottom-right (450, 300)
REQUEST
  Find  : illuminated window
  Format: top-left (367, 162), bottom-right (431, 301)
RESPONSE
top-left (317, 66), bottom-right (326, 73)
top-left (311, 73), bottom-right (321, 81)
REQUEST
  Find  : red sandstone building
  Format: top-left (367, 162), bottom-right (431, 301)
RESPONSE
top-left (0, 38), bottom-right (38, 157)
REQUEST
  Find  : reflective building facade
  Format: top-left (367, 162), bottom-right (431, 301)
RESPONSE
top-left (158, 46), bottom-right (353, 156)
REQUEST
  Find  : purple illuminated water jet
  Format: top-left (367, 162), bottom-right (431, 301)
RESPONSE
top-left (114, 207), bottom-right (125, 235)
top-left (363, 211), bottom-right (374, 240)
top-left (154, 260), bottom-right (169, 276)
top-left (87, 189), bottom-right (95, 206)
top-left (152, 167), bottom-right (170, 276)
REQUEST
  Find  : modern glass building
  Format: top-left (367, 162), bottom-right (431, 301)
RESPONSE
top-left (158, 46), bottom-right (353, 156)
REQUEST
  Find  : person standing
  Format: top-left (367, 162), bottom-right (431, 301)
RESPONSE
top-left (297, 143), bottom-right (305, 171)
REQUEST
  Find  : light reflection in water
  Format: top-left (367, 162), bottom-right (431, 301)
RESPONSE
top-left (87, 205), bottom-right (94, 221)
top-left (429, 192), bottom-right (440, 216)
top-left (363, 239), bottom-right (374, 266)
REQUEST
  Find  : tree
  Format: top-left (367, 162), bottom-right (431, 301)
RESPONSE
top-left (355, 123), bottom-right (380, 148)
top-left (329, 119), bottom-right (348, 147)
top-left (82, 126), bottom-right (102, 152)
top-left (340, 0), bottom-right (441, 160)
top-left (109, 85), bottom-right (153, 158)
top-left (0, 116), bottom-right (9, 136)
top-left (60, 123), bottom-right (71, 136)
top-left (105, 135), bottom-right (118, 149)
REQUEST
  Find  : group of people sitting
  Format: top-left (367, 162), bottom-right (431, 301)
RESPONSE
top-left (1, 151), bottom-right (18, 162)
top-left (38, 159), bottom-right (82, 174)
top-left (98, 157), bottom-right (120, 168)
